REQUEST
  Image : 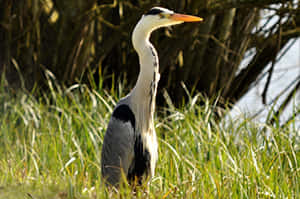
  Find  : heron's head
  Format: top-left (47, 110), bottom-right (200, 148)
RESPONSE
top-left (139, 7), bottom-right (202, 32)
top-left (132, 7), bottom-right (203, 51)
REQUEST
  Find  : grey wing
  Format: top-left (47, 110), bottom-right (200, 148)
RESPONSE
top-left (101, 111), bottom-right (135, 186)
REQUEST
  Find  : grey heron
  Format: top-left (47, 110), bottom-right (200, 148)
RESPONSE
top-left (101, 7), bottom-right (202, 186)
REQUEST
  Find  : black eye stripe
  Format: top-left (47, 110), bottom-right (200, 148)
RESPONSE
top-left (145, 8), bottom-right (163, 15)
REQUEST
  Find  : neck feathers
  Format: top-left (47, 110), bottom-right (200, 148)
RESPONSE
top-left (131, 18), bottom-right (160, 97)
top-left (130, 20), bottom-right (160, 134)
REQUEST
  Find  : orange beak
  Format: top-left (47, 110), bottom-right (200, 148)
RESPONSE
top-left (170, 13), bottom-right (203, 22)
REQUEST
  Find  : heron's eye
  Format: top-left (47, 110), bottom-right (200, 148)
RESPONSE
top-left (159, 13), bottom-right (170, 19)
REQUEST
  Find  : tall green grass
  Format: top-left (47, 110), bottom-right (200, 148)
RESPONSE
top-left (0, 77), bottom-right (299, 198)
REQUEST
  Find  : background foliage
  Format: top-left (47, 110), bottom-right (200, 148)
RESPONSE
top-left (0, 0), bottom-right (299, 121)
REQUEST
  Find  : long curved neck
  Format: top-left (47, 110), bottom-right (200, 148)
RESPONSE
top-left (129, 20), bottom-right (160, 133)
top-left (131, 20), bottom-right (159, 101)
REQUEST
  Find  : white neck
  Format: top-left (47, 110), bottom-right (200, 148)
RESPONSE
top-left (128, 18), bottom-right (160, 133)
top-left (131, 19), bottom-right (160, 101)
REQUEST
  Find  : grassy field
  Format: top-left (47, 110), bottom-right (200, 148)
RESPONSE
top-left (0, 80), bottom-right (299, 198)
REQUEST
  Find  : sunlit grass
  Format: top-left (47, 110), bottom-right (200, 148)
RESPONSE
top-left (0, 78), bottom-right (299, 198)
